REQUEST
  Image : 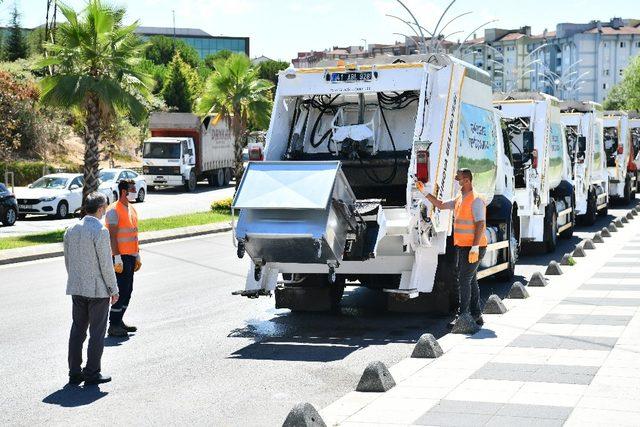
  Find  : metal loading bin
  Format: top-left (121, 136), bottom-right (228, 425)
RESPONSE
top-left (232, 161), bottom-right (358, 268)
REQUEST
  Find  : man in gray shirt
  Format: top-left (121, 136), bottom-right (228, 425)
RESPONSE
top-left (64, 192), bottom-right (119, 385)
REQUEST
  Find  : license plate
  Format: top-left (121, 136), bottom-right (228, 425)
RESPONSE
top-left (330, 71), bottom-right (373, 83)
top-left (18, 204), bottom-right (29, 209)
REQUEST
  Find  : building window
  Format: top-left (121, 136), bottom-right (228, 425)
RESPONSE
top-left (604, 69), bottom-right (610, 76)
top-left (604, 42), bottom-right (607, 47)
top-left (620, 42), bottom-right (626, 48)
top-left (603, 83), bottom-right (608, 89)
top-left (620, 69), bottom-right (624, 76)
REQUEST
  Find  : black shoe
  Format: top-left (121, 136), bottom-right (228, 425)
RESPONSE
top-left (121, 322), bottom-right (137, 333)
top-left (108, 324), bottom-right (128, 337)
top-left (68, 373), bottom-right (84, 385)
top-left (474, 315), bottom-right (484, 326)
top-left (84, 373), bottom-right (111, 385)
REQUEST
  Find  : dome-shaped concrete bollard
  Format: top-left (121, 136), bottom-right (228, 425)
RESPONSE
top-left (560, 253), bottom-right (575, 266)
top-left (356, 361), bottom-right (396, 392)
top-left (451, 313), bottom-right (481, 335)
top-left (601, 227), bottom-right (612, 237)
top-left (621, 216), bottom-right (629, 224)
top-left (614, 218), bottom-right (624, 228)
top-left (632, 209), bottom-right (638, 216)
top-left (626, 212), bottom-right (634, 220)
top-left (582, 239), bottom-right (596, 250)
top-left (411, 333), bottom-right (443, 359)
top-left (484, 294), bottom-right (508, 314)
top-left (283, 403), bottom-right (326, 427)
top-left (528, 271), bottom-right (548, 287)
top-left (572, 246), bottom-right (587, 258)
top-left (546, 261), bottom-right (563, 275)
top-left (508, 281), bottom-right (529, 299)
top-left (608, 223), bottom-right (618, 232)
top-left (592, 232), bottom-right (604, 243)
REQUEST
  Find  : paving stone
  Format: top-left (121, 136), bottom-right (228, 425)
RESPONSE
top-left (562, 297), bottom-right (640, 306)
top-left (486, 415), bottom-right (564, 426)
top-left (545, 261), bottom-right (563, 275)
top-left (471, 363), bottom-right (597, 385)
top-left (495, 403), bottom-right (572, 420)
top-left (411, 333), bottom-right (443, 359)
top-left (414, 411), bottom-right (493, 426)
top-left (602, 262), bottom-right (640, 268)
top-left (355, 361), bottom-right (396, 392)
top-left (283, 402), bottom-right (326, 427)
top-left (429, 400), bottom-right (503, 415)
top-left (509, 334), bottom-right (617, 350)
top-left (508, 282), bottom-right (529, 299)
top-left (580, 283), bottom-right (640, 291)
top-left (593, 272), bottom-right (640, 278)
top-left (538, 313), bottom-right (632, 326)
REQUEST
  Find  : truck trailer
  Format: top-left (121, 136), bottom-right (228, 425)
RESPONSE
top-left (142, 112), bottom-right (234, 192)
top-left (494, 93), bottom-right (574, 253)
top-left (603, 111), bottom-right (635, 204)
top-left (560, 101), bottom-right (608, 224)
top-left (231, 55), bottom-right (519, 313)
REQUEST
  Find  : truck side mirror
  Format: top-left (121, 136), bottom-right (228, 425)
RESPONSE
top-left (577, 136), bottom-right (587, 156)
top-left (522, 131), bottom-right (534, 153)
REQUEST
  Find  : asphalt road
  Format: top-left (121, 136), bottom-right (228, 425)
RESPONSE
top-left (0, 184), bottom-right (235, 238)
top-left (0, 198), bottom-right (636, 426)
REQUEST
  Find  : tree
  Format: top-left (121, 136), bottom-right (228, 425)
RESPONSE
top-left (204, 49), bottom-right (232, 69)
top-left (197, 53), bottom-right (273, 188)
top-left (144, 35), bottom-right (201, 68)
top-left (37, 0), bottom-right (152, 202)
top-left (604, 55), bottom-right (640, 110)
top-left (256, 59), bottom-right (289, 86)
top-left (5, 3), bottom-right (29, 61)
top-left (161, 54), bottom-right (194, 112)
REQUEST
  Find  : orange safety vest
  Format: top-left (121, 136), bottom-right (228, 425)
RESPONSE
top-left (108, 201), bottom-right (139, 255)
top-left (453, 191), bottom-right (487, 248)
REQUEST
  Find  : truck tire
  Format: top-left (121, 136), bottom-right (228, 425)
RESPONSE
top-left (496, 206), bottom-right (518, 280)
top-left (543, 201), bottom-right (558, 253)
top-left (275, 274), bottom-right (345, 312)
top-left (184, 170), bottom-right (197, 192)
top-left (559, 196), bottom-right (575, 239)
top-left (208, 169), bottom-right (224, 187)
top-left (580, 189), bottom-right (597, 226)
top-left (224, 168), bottom-right (232, 185)
top-left (623, 176), bottom-right (632, 205)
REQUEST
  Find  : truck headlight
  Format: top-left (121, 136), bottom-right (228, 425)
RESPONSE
top-left (40, 196), bottom-right (57, 202)
top-left (143, 166), bottom-right (149, 174)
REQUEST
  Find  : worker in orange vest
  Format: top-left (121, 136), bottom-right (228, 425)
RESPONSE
top-left (417, 168), bottom-right (487, 333)
top-left (105, 180), bottom-right (142, 338)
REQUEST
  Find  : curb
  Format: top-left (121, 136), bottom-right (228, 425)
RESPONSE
top-left (0, 223), bottom-right (232, 266)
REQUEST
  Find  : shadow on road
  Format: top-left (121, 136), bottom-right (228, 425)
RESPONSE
top-left (42, 384), bottom-right (107, 407)
top-left (104, 335), bottom-right (131, 347)
top-left (148, 182), bottom-right (234, 195)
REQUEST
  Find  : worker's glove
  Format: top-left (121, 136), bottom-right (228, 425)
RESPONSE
top-left (114, 255), bottom-right (124, 274)
top-left (134, 254), bottom-right (142, 272)
top-left (468, 246), bottom-right (480, 264)
top-left (416, 181), bottom-right (434, 195)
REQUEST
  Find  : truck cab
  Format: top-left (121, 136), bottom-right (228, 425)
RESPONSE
top-left (495, 93), bottom-right (574, 253)
top-left (143, 136), bottom-right (195, 189)
top-left (231, 55), bottom-right (518, 313)
top-left (560, 101), bottom-right (608, 224)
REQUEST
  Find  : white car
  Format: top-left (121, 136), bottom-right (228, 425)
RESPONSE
top-left (15, 173), bottom-right (112, 219)
top-left (98, 168), bottom-right (147, 203)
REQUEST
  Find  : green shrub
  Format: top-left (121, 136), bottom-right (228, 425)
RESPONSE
top-left (0, 161), bottom-right (80, 186)
top-left (211, 197), bottom-right (233, 213)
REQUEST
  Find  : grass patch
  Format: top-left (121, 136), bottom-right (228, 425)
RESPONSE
top-left (0, 211), bottom-right (232, 251)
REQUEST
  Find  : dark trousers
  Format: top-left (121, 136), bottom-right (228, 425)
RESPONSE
top-left (109, 255), bottom-right (136, 326)
top-left (68, 296), bottom-right (110, 377)
top-left (456, 246), bottom-right (487, 318)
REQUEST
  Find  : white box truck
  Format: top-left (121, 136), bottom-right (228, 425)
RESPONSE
top-left (231, 55), bottom-right (519, 313)
top-left (142, 112), bottom-right (234, 192)
top-left (494, 93), bottom-right (574, 253)
top-left (629, 113), bottom-right (640, 193)
top-left (603, 111), bottom-right (635, 204)
top-left (560, 101), bottom-right (609, 224)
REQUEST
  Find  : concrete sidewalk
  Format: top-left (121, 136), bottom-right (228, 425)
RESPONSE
top-left (318, 213), bottom-right (640, 426)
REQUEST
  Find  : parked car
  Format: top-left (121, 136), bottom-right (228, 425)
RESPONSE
top-left (0, 183), bottom-right (18, 226)
top-left (15, 173), bottom-right (111, 219)
top-left (99, 168), bottom-right (147, 203)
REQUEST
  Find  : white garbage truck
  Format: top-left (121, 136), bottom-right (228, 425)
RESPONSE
top-left (231, 55), bottom-right (519, 313)
top-left (142, 112), bottom-right (234, 192)
top-left (629, 112), bottom-right (640, 193)
top-left (603, 111), bottom-right (635, 204)
top-left (494, 93), bottom-right (574, 253)
top-left (560, 101), bottom-right (609, 224)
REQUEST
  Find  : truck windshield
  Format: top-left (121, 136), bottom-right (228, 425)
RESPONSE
top-left (143, 142), bottom-right (181, 159)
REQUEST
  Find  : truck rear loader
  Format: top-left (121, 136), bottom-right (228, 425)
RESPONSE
top-left (142, 112), bottom-right (234, 192)
top-left (231, 55), bottom-right (519, 313)
top-left (603, 111), bottom-right (635, 204)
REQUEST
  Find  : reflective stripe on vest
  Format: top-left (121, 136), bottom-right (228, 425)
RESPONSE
top-left (108, 201), bottom-right (139, 255)
top-left (453, 191), bottom-right (488, 247)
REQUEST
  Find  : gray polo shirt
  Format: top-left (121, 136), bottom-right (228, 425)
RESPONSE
top-left (442, 192), bottom-right (486, 222)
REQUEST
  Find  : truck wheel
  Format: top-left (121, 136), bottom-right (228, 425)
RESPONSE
top-left (184, 170), bottom-right (197, 192)
top-left (276, 274), bottom-right (345, 312)
top-left (623, 177), bottom-right (632, 205)
top-left (559, 196), bottom-right (575, 239)
top-left (496, 207), bottom-right (518, 280)
top-left (580, 189), bottom-right (597, 226)
top-left (543, 201), bottom-right (558, 253)
top-left (224, 168), bottom-right (232, 185)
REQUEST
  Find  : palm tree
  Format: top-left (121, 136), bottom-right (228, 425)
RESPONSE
top-left (37, 0), bottom-right (152, 202)
top-left (197, 53), bottom-right (273, 189)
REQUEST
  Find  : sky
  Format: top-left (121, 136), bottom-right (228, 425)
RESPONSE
top-left (3, 0), bottom-right (640, 61)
